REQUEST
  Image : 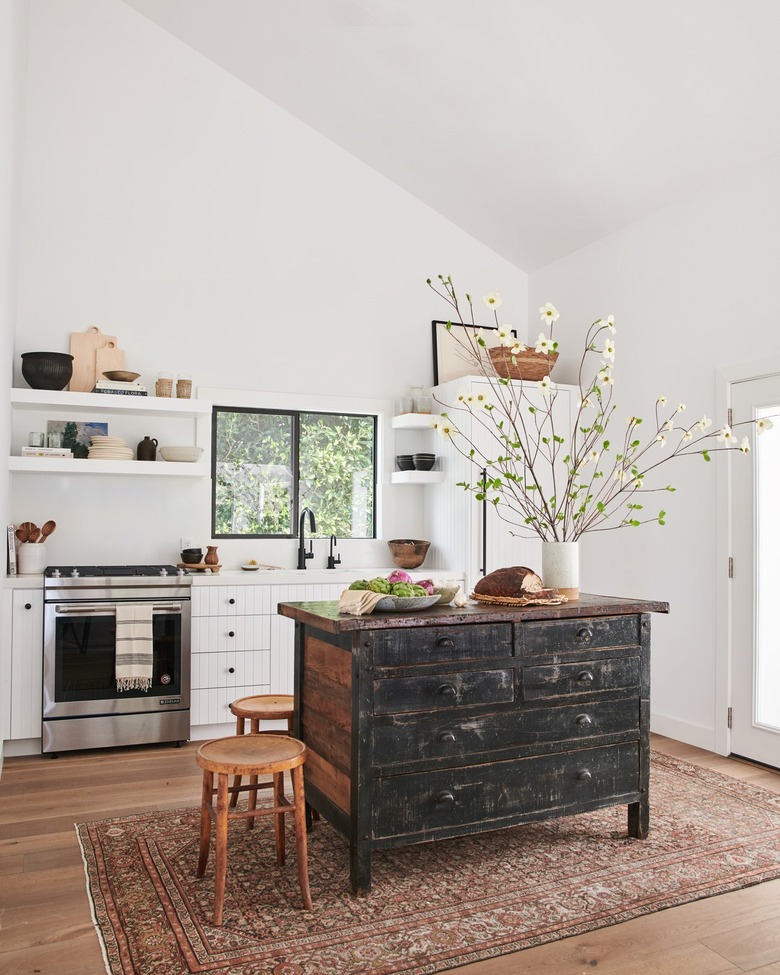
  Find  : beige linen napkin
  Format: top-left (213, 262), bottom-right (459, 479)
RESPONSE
top-left (337, 589), bottom-right (386, 615)
top-left (115, 604), bottom-right (154, 691)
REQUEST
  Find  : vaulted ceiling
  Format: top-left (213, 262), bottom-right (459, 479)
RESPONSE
top-left (123, 0), bottom-right (780, 270)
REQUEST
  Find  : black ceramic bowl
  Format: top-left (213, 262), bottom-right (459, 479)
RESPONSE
top-left (396, 454), bottom-right (415, 471)
top-left (413, 454), bottom-right (436, 471)
top-left (21, 352), bottom-right (74, 391)
top-left (180, 550), bottom-right (203, 564)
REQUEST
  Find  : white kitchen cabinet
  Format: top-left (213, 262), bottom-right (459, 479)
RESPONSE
top-left (423, 376), bottom-right (576, 594)
top-left (9, 589), bottom-right (43, 740)
top-left (8, 388), bottom-right (211, 477)
top-left (190, 581), bottom-right (343, 729)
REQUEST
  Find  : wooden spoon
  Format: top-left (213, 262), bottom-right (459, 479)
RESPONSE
top-left (15, 525), bottom-right (30, 543)
top-left (27, 525), bottom-right (40, 543)
top-left (38, 520), bottom-right (56, 542)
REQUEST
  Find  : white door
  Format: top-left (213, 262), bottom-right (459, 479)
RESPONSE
top-left (730, 374), bottom-right (780, 767)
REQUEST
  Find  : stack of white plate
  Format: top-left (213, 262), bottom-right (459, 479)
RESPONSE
top-left (88, 435), bottom-right (134, 460)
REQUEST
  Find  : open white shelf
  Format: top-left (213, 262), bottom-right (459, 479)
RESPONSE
top-left (9, 388), bottom-right (212, 478)
top-left (8, 456), bottom-right (209, 477)
top-left (391, 412), bottom-right (437, 430)
top-left (9, 387), bottom-right (212, 416)
top-left (391, 470), bottom-right (444, 484)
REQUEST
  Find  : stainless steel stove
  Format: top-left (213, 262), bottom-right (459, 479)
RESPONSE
top-left (42, 564), bottom-right (192, 754)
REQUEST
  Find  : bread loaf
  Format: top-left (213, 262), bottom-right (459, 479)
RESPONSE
top-left (474, 566), bottom-right (543, 597)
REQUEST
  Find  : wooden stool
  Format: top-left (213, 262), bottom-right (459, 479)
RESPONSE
top-left (196, 734), bottom-right (313, 926)
top-left (228, 694), bottom-right (294, 810)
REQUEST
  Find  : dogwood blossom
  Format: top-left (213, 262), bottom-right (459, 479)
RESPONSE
top-left (426, 273), bottom-right (775, 540)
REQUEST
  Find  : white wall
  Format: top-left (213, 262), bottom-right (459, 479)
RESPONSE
top-left (1, 0), bottom-right (30, 758)
top-left (9, 0), bottom-right (527, 570)
top-left (529, 151), bottom-right (780, 750)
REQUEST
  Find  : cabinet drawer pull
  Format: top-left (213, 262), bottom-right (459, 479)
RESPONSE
top-left (435, 637), bottom-right (455, 648)
top-left (577, 769), bottom-right (593, 782)
top-left (228, 630), bottom-right (235, 638)
top-left (434, 790), bottom-right (456, 805)
top-left (576, 670), bottom-right (595, 683)
top-left (577, 627), bottom-right (593, 642)
top-left (438, 731), bottom-right (456, 742)
top-left (228, 598), bottom-right (236, 605)
top-left (228, 667), bottom-right (235, 674)
top-left (575, 713), bottom-right (593, 727)
top-left (24, 603), bottom-right (32, 610)
top-left (437, 683), bottom-right (457, 699)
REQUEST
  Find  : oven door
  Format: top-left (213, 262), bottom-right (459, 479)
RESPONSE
top-left (43, 599), bottom-right (191, 718)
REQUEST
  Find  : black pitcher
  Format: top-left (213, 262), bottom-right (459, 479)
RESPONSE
top-left (136, 436), bottom-right (158, 461)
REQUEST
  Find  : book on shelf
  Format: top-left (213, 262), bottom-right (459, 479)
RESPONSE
top-left (20, 446), bottom-right (74, 457)
top-left (7, 524), bottom-right (17, 576)
top-left (92, 386), bottom-right (148, 396)
top-left (92, 380), bottom-right (148, 394)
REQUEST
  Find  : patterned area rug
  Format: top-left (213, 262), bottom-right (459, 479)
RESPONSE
top-left (76, 752), bottom-right (780, 975)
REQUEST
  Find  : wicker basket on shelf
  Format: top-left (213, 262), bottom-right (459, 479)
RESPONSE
top-left (488, 345), bottom-right (559, 381)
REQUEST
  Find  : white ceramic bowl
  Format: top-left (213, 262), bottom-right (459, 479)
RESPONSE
top-left (159, 445), bottom-right (203, 463)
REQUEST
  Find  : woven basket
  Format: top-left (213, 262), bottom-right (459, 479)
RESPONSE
top-left (488, 345), bottom-right (559, 381)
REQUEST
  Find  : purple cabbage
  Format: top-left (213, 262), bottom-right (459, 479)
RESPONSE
top-left (387, 569), bottom-right (413, 585)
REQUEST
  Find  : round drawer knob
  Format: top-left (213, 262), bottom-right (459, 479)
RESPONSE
top-left (228, 630), bottom-right (235, 638)
top-left (228, 598), bottom-right (236, 605)
top-left (577, 627), bottom-right (593, 642)
top-left (437, 683), bottom-right (457, 699)
top-left (575, 713), bottom-right (593, 727)
top-left (228, 667), bottom-right (235, 674)
top-left (24, 603), bottom-right (32, 610)
top-left (577, 769), bottom-right (593, 782)
top-left (435, 637), bottom-right (455, 648)
top-left (576, 670), bottom-right (595, 683)
top-left (438, 731), bottom-right (456, 742)
top-left (434, 790), bottom-right (456, 805)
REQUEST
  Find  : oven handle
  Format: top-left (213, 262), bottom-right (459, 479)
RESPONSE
top-left (54, 603), bottom-right (184, 615)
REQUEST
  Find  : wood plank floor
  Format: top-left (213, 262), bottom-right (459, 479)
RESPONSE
top-left (0, 734), bottom-right (779, 975)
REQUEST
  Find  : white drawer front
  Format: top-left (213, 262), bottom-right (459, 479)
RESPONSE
top-left (191, 585), bottom-right (273, 617)
top-left (191, 615), bottom-right (271, 654)
top-left (191, 684), bottom-right (271, 726)
top-left (191, 649), bottom-right (271, 690)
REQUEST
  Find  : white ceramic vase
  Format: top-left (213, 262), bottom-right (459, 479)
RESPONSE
top-left (17, 541), bottom-right (47, 575)
top-left (541, 541), bottom-right (579, 600)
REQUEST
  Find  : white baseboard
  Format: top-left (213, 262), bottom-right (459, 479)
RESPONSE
top-left (650, 711), bottom-right (720, 753)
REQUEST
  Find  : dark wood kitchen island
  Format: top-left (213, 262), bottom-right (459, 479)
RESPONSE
top-left (278, 593), bottom-right (668, 893)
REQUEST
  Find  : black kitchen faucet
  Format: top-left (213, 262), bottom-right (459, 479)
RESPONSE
top-left (297, 507), bottom-right (316, 569)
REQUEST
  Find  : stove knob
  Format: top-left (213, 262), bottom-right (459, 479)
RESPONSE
top-left (52, 568), bottom-right (61, 577)
top-left (70, 568), bottom-right (80, 577)
top-left (160, 567), bottom-right (168, 576)
top-left (177, 567), bottom-right (185, 577)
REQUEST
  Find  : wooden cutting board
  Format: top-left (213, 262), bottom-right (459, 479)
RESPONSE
top-left (69, 326), bottom-right (117, 392)
top-left (95, 341), bottom-right (126, 382)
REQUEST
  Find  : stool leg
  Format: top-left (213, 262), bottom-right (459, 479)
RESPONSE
top-left (197, 769), bottom-right (213, 878)
top-left (244, 718), bottom-right (261, 828)
top-left (273, 771), bottom-right (285, 865)
top-left (230, 715), bottom-right (244, 809)
top-left (291, 764), bottom-right (313, 910)
top-left (213, 773), bottom-right (229, 926)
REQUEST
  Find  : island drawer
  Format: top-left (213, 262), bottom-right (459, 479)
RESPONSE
top-left (518, 615), bottom-right (641, 657)
top-left (372, 696), bottom-right (640, 767)
top-left (372, 741), bottom-right (640, 839)
top-left (522, 655), bottom-right (640, 700)
top-left (373, 669), bottom-right (514, 714)
top-left (370, 624), bottom-right (512, 667)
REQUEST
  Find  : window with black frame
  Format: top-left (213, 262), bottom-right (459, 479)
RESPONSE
top-left (212, 407), bottom-right (377, 538)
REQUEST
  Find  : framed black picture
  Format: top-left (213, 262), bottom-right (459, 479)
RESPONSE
top-left (431, 320), bottom-right (517, 386)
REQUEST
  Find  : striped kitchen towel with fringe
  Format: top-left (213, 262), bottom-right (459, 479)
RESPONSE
top-left (115, 604), bottom-right (153, 692)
